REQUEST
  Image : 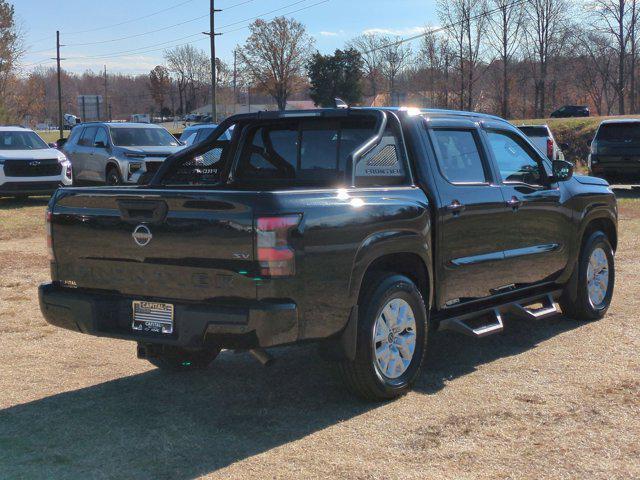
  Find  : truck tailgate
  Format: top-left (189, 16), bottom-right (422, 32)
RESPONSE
top-left (51, 188), bottom-right (258, 302)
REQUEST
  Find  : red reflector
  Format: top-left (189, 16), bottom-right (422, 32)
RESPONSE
top-left (547, 138), bottom-right (554, 159)
top-left (257, 247), bottom-right (294, 261)
top-left (46, 210), bottom-right (54, 261)
top-left (256, 215), bottom-right (301, 277)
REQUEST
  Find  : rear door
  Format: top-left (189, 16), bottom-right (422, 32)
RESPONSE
top-left (90, 127), bottom-right (110, 180)
top-left (74, 126), bottom-right (98, 181)
top-left (482, 123), bottom-right (571, 288)
top-left (423, 118), bottom-right (509, 307)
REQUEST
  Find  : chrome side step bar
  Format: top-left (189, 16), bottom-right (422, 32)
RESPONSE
top-left (438, 291), bottom-right (561, 338)
top-left (507, 293), bottom-right (558, 320)
top-left (439, 309), bottom-right (504, 338)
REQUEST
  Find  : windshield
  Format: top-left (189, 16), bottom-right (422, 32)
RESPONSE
top-left (597, 123), bottom-right (640, 142)
top-left (0, 131), bottom-right (49, 150)
top-left (111, 127), bottom-right (178, 147)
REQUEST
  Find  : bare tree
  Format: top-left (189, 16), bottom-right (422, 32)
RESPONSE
top-left (576, 31), bottom-right (618, 114)
top-left (522, 0), bottom-right (571, 117)
top-left (379, 37), bottom-right (413, 104)
top-left (486, 0), bottom-right (524, 118)
top-left (238, 17), bottom-right (314, 110)
top-left (438, 0), bottom-right (489, 110)
top-left (348, 33), bottom-right (385, 102)
top-left (164, 45), bottom-right (209, 114)
top-left (589, 0), bottom-right (636, 114)
top-left (149, 65), bottom-right (171, 115)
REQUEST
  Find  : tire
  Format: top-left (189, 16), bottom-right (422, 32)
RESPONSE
top-left (144, 345), bottom-right (221, 371)
top-left (105, 167), bottom-right (123, 186)
top-left (560, 231), bottom-right (615, 321)
top-left (338, 274), bottom-right (429, 401)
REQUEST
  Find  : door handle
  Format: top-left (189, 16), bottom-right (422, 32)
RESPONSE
top-left (506, 196), bottom-right (522, 210)
top-left (446, 200), bottom-right (465, 214)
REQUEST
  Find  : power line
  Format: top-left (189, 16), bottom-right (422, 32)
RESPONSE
top-left (363, 0), bottom-right (527, 54)
top-left (63, 0), bottom-right (198, 35)
top-left (66, 13), bottom-right (210, 47)
top-left (218, 0), bottom-right (329, 34)
top-left (63, 0), bottom-right (325, 61)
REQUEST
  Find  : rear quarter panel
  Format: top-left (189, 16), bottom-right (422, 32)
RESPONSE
top-left (259, 186), bottom-right (431, 341)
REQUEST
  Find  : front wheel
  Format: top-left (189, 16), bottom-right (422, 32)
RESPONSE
top-left (560, 231), bottom-right (615, 321)
top-left (338, 274), bottom-right (428, 401)
top-left (105, 167), bottom-right (123, 186)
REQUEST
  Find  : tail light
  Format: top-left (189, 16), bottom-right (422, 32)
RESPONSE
top-left (547, 138), bottom-right (554, 159)
top-left (45, 210), bottom-right (54, 261)
top-left (256, 215), bottom-right (301, 277)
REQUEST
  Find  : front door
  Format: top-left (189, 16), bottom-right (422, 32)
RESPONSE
top-left (424, 119), bottom-right (509, 308)
top-left (481, 125), bottom-right (571, 287)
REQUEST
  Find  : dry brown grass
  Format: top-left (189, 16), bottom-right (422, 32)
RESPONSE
top-left (0, 193), bottom-right (639, 479)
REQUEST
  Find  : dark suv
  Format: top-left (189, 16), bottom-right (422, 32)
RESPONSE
top-left (589, 119), bottom-right (640, 183)
top-left (550, 105), bottom-right (590, 118)
top-left (40, 108), bottom-right (617, 401)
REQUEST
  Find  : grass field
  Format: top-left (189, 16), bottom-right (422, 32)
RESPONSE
top-left (0, 191), bottom-right (639, 479)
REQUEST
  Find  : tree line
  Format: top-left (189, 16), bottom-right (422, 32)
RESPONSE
top-left (4, 0), bottom-right (640, 125)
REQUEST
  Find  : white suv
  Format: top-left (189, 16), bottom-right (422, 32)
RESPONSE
top-left (0, 127), bottom-right (72, 198)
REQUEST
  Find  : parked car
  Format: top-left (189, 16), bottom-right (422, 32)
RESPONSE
top-left (550, 105), bottom-right (590, 118)
top-left (179, 123), bottom-right (234, 146)
top-left (589, 119), bottom-right (640, 184)
top-left (0, 126), bottom-right (72, 198)
top-left (62, 122), bottom-right (185, 185)
top-left (517, 124), bottom-right (566, 161)
top-left (40, 108), bottom-right (617, 401)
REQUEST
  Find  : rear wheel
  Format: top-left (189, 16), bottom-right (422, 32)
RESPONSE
top-left (560, 231), bottom-right (615, 321)
top-left (105, 167), bottom-right (123, 186)
top-left (338, 274), bottom-right (428, 401)
top-left (143, 345), bottom-right (221, 371)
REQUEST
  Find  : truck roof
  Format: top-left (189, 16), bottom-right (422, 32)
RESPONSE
top-left (79, 122), bottom-right (167, 128)
top-left (227, 107), bottom-right (509, 125)
top-left (599, 118), bottom-right (640, 125)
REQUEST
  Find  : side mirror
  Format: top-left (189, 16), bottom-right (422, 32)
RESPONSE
top-left (552, 159), bottom-right (573, 182)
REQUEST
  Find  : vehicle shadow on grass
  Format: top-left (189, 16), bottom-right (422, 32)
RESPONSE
top-left (612, 186), bottom-right (640, 199)
top-left (0, 196), bottom-right (50, 209)
top-left (0, 314), bottom-right (581, 479)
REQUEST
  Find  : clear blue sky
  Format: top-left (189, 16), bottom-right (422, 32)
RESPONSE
top-left (18, 0), bottom-right (437, 75)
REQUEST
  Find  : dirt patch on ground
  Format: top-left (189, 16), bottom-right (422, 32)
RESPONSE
top-left (0, 200), bottom-right (638, 479)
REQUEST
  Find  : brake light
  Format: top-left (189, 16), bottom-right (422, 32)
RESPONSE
top-left (256, 215), bottom-right (301, 277)
top-left (45, 210), bottom-right (54, 261)
top-left (547, 138), bottom-right (554, 159)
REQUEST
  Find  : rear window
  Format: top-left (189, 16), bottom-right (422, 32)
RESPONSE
top-left (518, 126), bottom-right (548, 137)
top-left (235, 118), bottom-right (407, 188)
top-left (159, 116), bottom-right (409, 189)
top-left (596, 123), bottom-right (640, 142)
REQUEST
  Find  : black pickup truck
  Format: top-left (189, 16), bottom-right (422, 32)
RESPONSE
top-left (39, 108), bottom-right (617, 400)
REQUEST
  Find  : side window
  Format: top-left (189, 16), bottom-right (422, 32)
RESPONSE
top-left (79, 127), bottom-right (97, 147)
top-left (430, 129), bottom-right (487, 184)
top-left (486, 130), bottom-right (543, 185)
top-left (94, 128), bottom-right (109, 147)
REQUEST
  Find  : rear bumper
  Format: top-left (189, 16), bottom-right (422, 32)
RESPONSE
top-left (39, 283), bottom-right (299, 349)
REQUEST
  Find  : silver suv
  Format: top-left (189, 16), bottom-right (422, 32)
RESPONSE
top-left (63, 122), bottom-right (185, 185)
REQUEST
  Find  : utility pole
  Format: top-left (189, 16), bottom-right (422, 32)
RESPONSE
top-left (103, 65), bottom-right (108, 121)
top-left (203, 1), bottom-right (222, 121)
top-left (233, 48), bottom-right (237, 113)
top-left (55, 31), bottom-right (64, 139)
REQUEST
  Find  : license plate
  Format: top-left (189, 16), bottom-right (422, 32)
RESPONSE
top-left (132, 301), bottom-right (174, 334)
